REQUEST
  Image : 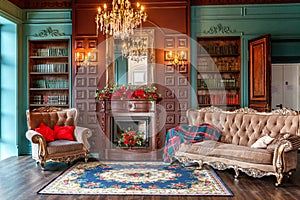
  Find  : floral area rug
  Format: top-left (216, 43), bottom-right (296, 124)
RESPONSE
top-left (37, 161), bottom-right (233, 196)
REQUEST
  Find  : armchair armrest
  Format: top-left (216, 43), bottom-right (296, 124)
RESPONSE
top-left (74, 126), bottom-right (92, 151)
top-left (25, 130), bottom-right (48, 158)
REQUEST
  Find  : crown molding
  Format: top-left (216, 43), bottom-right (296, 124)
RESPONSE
top-left (191, 0), bottom-right (300, 6)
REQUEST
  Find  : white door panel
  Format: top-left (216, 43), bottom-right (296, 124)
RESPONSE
top-left (271, 63), bottom-right (300, 111)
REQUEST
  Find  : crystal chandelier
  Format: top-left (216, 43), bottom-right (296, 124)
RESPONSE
top-left (95, 0), bottom-right (147, 40)
top-left (121, 37), bottom-right (148, 62)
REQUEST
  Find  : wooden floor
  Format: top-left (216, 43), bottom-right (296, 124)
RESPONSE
top-left (0, 155), bottom-right (300, 200)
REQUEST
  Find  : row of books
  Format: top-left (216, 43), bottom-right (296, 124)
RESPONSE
top-left (33, 47), bottom-right (68, 57)
top-left (198, 94), bottom-right (239, 105)
top-left (32, 95), bottom-right (68, 105)
top-left (33, 79), bottom-right (69, 88)
top-left (32, 63), bottom-right (68, 73)
top-left (197, 61), bottom-right (239, 72)
top-left (197, 78), bottom-right (238, 88)
top-left (198, 45), bottom-right (239, 56)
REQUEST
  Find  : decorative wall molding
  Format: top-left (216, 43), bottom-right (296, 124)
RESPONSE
top-left (33, 27), bottom-right (66, 37)
top-left (203, 24), bottom-right (236, 34)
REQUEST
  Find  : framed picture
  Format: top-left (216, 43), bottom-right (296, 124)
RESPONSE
top-left (88, 39), bottom-right (97, 49)
top-left (75, 40), bottom-right (84, 49)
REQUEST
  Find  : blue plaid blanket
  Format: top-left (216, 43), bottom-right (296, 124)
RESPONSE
top-left (163, 123), bottom-right (222, 163)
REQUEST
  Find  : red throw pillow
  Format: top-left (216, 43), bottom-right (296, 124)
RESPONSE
top-left (35, 122), bottom-right (55, 142)
top-left (54, 125), bottom-right (75, 141)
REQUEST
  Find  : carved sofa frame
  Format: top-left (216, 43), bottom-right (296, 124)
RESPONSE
top-left (174, 107), bottom-right (300, 186)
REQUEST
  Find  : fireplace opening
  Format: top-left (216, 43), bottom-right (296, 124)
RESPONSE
top-left (110, 116), bottom-right (151, 148)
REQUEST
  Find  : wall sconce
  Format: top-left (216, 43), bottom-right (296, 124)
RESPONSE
top-left (164, 50), bottom-right (187, 66)
top-left (75, 52), bottom-right (91, 67)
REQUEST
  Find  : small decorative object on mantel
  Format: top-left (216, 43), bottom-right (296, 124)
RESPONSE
top-left (95, 84), bottom-right (161, 101)
top-left (118, 127), bottom-right (145, 148)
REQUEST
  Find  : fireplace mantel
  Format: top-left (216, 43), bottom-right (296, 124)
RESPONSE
top-left (96, 99), bottom-right (159, 161)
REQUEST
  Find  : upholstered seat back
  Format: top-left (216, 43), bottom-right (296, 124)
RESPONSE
top-left (187, 108), bottom-right (299, 147)
top-left (26, 108), bottom-right (77, 130)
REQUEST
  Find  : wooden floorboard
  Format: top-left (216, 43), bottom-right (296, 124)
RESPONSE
top-left (0, 154), bottom-right (299, 200)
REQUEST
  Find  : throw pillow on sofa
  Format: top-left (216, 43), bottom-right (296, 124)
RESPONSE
top-left (35, 122), bottom-right (55, 142)
top-left (54, 125), bottom-right (75, 141)
top-left (251, 135), bottom-right (274, 149)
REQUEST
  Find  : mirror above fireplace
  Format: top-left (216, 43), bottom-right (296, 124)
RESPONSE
top-left (106, 28), bottom-right (155, 86)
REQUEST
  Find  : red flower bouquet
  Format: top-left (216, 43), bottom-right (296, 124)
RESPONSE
top-left (118, 128), bottom-right (145, 148)
top-left (95, 85), bottom-right (161, 101)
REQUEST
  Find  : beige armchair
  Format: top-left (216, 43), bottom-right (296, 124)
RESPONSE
top-left (25, 108), bottom-right (92, 170)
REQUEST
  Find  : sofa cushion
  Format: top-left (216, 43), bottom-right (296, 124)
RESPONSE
top-left (47, 140), bottom-right (83, 155)
top-left (251, 135), bottom-right (274, 149)
top-left (186, 140), bottom-right (273, 165)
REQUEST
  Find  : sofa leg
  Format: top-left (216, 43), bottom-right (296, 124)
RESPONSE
top-left (197, 160), bottom-right (203, 169)
top-left (275, 172), bottom-right (283, 186)
top-left (234, 166), bottom-right (239, 179)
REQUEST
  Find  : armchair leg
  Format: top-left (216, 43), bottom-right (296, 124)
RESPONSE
top-left (84, 154), bottom-right (89, 162)
top-left (40, 161), bottom-right (45, 170)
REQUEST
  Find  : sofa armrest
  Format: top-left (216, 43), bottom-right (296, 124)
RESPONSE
top-left (272, 135), bottom-right (300, 183)
top-left (74, 126), bottom-right (92, 151)
top-left (25, 130), bottom-right (48, 158)
top-left (274, 135), bottom-right (300, 153)
top-left (281, 135), bottom-right (300, 152)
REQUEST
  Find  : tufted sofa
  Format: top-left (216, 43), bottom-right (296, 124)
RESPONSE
top-left (26, 108), bottom-right (92, 170)
top-left (174, 106), bottom-right (300, 186)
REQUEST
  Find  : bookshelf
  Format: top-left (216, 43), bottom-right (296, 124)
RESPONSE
top-left (196, 36), bottom-right (241, 110)
top-left (28, 39), bottom-right (70, 110)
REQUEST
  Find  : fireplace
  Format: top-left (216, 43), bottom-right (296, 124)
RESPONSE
top-left (110, 116), bottom-right (151, 148)
top-left (97, 100), bottom-right (159, 161)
